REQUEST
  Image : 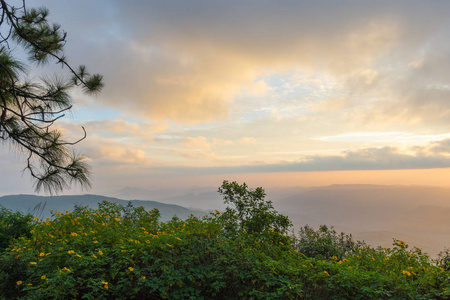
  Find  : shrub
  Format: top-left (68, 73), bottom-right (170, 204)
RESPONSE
top-left (0, 183), bottom-right (449, 299)
top-left (0, 205), bottom-right (34, 251)
top-left (0, 200), bottom-right (302, 299)
top-left (437, 248), bottom-right (450, 271)
top-left (293, 224), bottom-right (365, 260)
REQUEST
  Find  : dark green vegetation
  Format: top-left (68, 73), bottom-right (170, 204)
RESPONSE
top-left (0, 0), bottom-right (103, 193)
top-left (1, 181), bottom-right (449, 299)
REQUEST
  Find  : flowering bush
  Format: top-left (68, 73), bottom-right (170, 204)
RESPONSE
top-left (0, 182), bottom-right (449, 299)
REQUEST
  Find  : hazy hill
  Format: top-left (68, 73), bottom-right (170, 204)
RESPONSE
top-left (0, 194), bottom-right (207, 221)
top-left (112, 186), bottom-right (224, 210)
top-left (273, 185), bottom-right (450, 257)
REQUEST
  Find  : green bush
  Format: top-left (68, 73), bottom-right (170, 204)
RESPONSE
top-left (0, 200), bottom-right (301, 299)
top-left (0, 182), bottom-right (449, 299)
top-left (0, 205), bottom-right (34, 251)
top-left (293, 224), bottom-right (365, 260)
top-left (437, 248), bottom-right (450, 271)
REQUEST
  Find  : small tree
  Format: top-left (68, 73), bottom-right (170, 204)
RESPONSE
top-left (218, 180), bottom-right (292, 236)
top-left (0, 0), bottom-right (103, 193)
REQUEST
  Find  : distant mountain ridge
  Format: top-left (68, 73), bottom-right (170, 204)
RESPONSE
top-left (0, 194), bottom-right (207, 221)
top-left (112, 186), bottom-right (224, 210)
top-left (272, 184), bottom-right (450, 257)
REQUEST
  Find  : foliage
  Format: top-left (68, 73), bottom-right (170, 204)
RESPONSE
top-left (0, 182), bottom-right (449, 299)
top-left (293, 224), bottom-right (366, 260)
top-left (0, 205), bottom-right (33, 251)
top-left (0, 0), bottom-right (103, 193)
top-left (218, 180), bottom-right (292, 241)
top-left (437, 248), bottom-right (450, 271)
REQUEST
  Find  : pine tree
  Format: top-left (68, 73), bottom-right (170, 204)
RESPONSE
top-left (0, 0), bottom-right (103, 193)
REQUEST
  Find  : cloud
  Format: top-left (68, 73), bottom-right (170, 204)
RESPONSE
top-left (6, 0), bottom-right (450, 194)
top-left (37, 0), bottom-right (450, 126)
top-left (239, 137), bottom-right (257, 144)
top-left (182, 136), bottom-right (211, 151)
top-left (316, 132), bottom-right (450, 144)
top-left (151, 138), bottom-right (450, 176)
top-left (89, 139), bottom-right (154, 168)
top-left (429, 139), bottom-right (450, 155)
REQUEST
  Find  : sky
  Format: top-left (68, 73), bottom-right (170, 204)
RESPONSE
top-left (2, 0), bottom-right (450, 195)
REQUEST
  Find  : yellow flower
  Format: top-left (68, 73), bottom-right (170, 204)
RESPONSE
top-left (104, 284), bottom-right (109, 289)
top-left (128, 267), bottom-right (134, 272)
top-left (331, 256), bottom-right (337, 260)
top-left (68, 250), bottom-right (74, 254)
top-left (75, 254), bottom-right (82, 258)
top-left (98, 250), bottom-right (103, 255)
top-left (61, 267), bottom-right (70, 272)
top-left (121, 250), bottom-right (126, 253)
top-left (30, 262), bottom-right (37, 265)
top-left (395, 240), bottom-right (406, 247)
top-left (16, 281), bottom-right (22, 285)
top-left (176, 238), bottom-right (182, 241)
top-left (70, 232), bottom-right (78, 237)
top-left (41, 276), bottom-right (46, 280)
top-left (215, 210), bottom-right (221, 215)
top-left (92, 255), bottom-right (97, 259)
top-left (39, 252), bottom-right (45, 257)
top-left (115, 218), bottom-right (121, 222)
top-left (101, 280), bottom-right (108, 285)
top-left (93, 241), bottom-right (98, 244)
top-left (166, 243), bottom-right (172, 248)
top-left (402, 270), bottom-right (411, 276)
top-left (279, 242), bottom-right (284, 245)
top-left (141, 276), bottom-right (146, 280)
top-left (323, 271), bottom-right (330, 276)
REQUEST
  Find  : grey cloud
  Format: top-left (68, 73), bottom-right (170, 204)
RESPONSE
top-left (150, 141), bottom-right (450, 176)
top-left (33, 0), bottom-right (450, 124)
top-left (430, 138), bottom-right (450, 154)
